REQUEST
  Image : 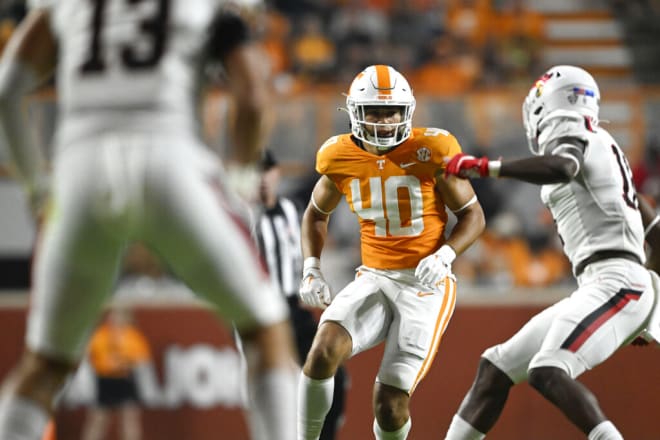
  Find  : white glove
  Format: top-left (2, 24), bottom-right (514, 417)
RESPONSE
top-left (299, 257), bottom-right (332, 309)
top-left (415, 245), bottom-right (456, 288)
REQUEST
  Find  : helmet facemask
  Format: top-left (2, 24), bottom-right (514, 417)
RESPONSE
top-left (345, 65), bottom-right (416, 151)
top-left (347, 103), bottom-right (415, 151)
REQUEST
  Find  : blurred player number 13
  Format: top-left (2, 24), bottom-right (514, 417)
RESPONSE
top-left (80, 0), bottom-right (170, 74)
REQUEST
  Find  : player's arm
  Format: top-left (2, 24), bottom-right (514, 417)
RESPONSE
top-left (0, 8), bottom-right (56, 215)
top-left (415, 174), bottom-right (485, 287)
top-left (208, 11), bottom-right (272, 165)
top-left (446, 138), bottom-right (585, 185)
top-left (435, 174), bottom-right (485, 255)
top-left (498, 153), bottom-right (580, 184)
top-left (301, 175), bottom-right (343, 260)
top-left (298, 175), bottom-right (342, 308)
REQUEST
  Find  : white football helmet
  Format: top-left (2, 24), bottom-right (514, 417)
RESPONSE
top-left (522, 65), bottom-right (600, 155)
top-left (345, 65), bottom-right (416, 151)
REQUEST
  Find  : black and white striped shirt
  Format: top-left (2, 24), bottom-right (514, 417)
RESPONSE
top-left (255, 198), bottom-right (302, 298)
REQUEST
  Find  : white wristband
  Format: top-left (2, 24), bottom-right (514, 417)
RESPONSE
top-left (488, 160), bottom-right (501, 178)
top-left (303, 257), bottom-right (321, 272)
top-left (436, 244), bottom-right (456, 264)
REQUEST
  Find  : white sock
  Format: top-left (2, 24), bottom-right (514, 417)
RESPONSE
top-left (588, 421), bottom-right (623, 440)
top-left (373, 417), bottom-right (412, 439)
top-left (445, 414), bottom-right (486, 440)
top-left (0, 396), bottom-right (50, 440)
top-left (248, 368), bottom-right (298, 440)
top-left (297, 374), bottom-right (334, 440)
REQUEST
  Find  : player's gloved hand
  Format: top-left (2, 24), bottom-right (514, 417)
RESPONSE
top-left (299, 257), bottom-right (332, 309)
top-left (445, 153), bottom-right (500, 179)
top-left (225, 162), bottom-right (260, 203)
top-left (415, 245), bottom-right (456, 288)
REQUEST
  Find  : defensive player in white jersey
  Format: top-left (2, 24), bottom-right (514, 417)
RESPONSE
top-left (0, 1), bottom-right (297, 439)
top-left (297, 65), bottom-right (485, 440)
top-left (443, 65), bottom-right (658, 440)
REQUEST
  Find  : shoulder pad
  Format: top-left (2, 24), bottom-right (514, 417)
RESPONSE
top-left (413, 127), bottom-right (463, 162)
top-left (538, 110), bottom-right (589, 150)
top-left (316, 134), bottom-right (349, 175)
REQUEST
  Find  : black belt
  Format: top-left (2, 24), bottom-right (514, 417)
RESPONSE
top-left (575, 250), bottom-right (642, 277)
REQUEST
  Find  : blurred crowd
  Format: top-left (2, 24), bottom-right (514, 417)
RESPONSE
top-left (257, 0), bottom-right (545, 95)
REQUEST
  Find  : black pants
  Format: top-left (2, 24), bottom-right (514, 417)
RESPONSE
top-left (288, 296), bottom-right (347, 440)
top-left (96, 374), bottom-right (139, 408)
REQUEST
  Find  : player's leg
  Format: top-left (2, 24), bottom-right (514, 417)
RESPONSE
top-left (0, 146), bottom-right (125, 440)
top-left (372, 383), bottom-right (411, 439)
top-left (445, 298), bottom-right (567, 439)
top-left (143, 144), bottom-right (297, 440)
top-left (118, 403), bottom-right (141, 440)
top-left (526, 260), bottom-right (654, 439)
top-left (445, 358), bottom-right (513, 440)
top-left (319, 364), bottom-right (347, 440)
top-left (289, 301), bottom-right (347, 440)
top-left (298, 321), bottom-right (352, 440)
top-left (81, 407), bottom-right (110, 440)
top-left (527, 366), bottom-right (610, 435)
top-left (0, 352), bottom-right (69, 440)
top-left (299, 273), bottom-right (390, 440)
top-left (373, 274), bottom-right (458, 439)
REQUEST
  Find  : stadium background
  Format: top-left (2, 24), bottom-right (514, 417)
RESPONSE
top-left (1, 0), bottom-right (660, 438)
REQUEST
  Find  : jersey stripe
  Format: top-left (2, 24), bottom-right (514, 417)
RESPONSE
top-left (375, 65), bottom-right (392, 94)
top-left (560, 288), bottom-right (643, 352)
top-left (410, 276), bottom-right (457, 394)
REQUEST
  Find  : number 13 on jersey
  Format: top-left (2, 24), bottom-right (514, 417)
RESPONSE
top-left (349, 176), bottom-right (424, 237)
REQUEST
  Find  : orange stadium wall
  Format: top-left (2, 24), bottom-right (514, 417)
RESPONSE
top-left (0, 304), bottom-right (658, 440)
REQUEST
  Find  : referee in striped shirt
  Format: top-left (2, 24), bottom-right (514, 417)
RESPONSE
top-left (255, 150), bottom-right (347, 440)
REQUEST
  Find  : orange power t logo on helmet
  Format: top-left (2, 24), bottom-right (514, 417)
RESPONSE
top-left (374, 65), bottom-right (393, 95)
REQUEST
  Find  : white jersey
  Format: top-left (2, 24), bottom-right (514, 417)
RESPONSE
top-left (539, 112), bottom-right (645, 272)
top-left (29, 0), bottom-right (240, 145)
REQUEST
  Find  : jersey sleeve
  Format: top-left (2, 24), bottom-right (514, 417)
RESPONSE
top-left (315, 135), bottom-right (341, 176)
top-left (443, 132), bottom-right (463, 157)
top-left (538, 112), bottom-right (588, 167)
top-left (421, 128), bottom-right (463, 171)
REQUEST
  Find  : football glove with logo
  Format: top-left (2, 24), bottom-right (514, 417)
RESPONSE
top-left (445, 153), bottom-right (501, 179)
top-left (415, 245), bottom-right (457, 288)
top-left (299, 257), bottom-right (332, 309)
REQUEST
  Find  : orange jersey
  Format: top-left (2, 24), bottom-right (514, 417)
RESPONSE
top-left (88, 323), bottom-right (151, 377)
top-left (316, 127), bottom-right (462, 269)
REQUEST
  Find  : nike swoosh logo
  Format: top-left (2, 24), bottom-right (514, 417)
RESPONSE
top-left (416, 291), bottom-right (434, 297)
top-left (400, 162), bottom-right (416, 168)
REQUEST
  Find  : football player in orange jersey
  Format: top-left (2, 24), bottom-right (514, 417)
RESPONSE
top-left (296, 65), bottom-right (485, 440)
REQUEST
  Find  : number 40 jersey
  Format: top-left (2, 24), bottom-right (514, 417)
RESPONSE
top-left (29, 0), bottom-right (243, 145)
top-left (316, 127), bottom-right (462, 270)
